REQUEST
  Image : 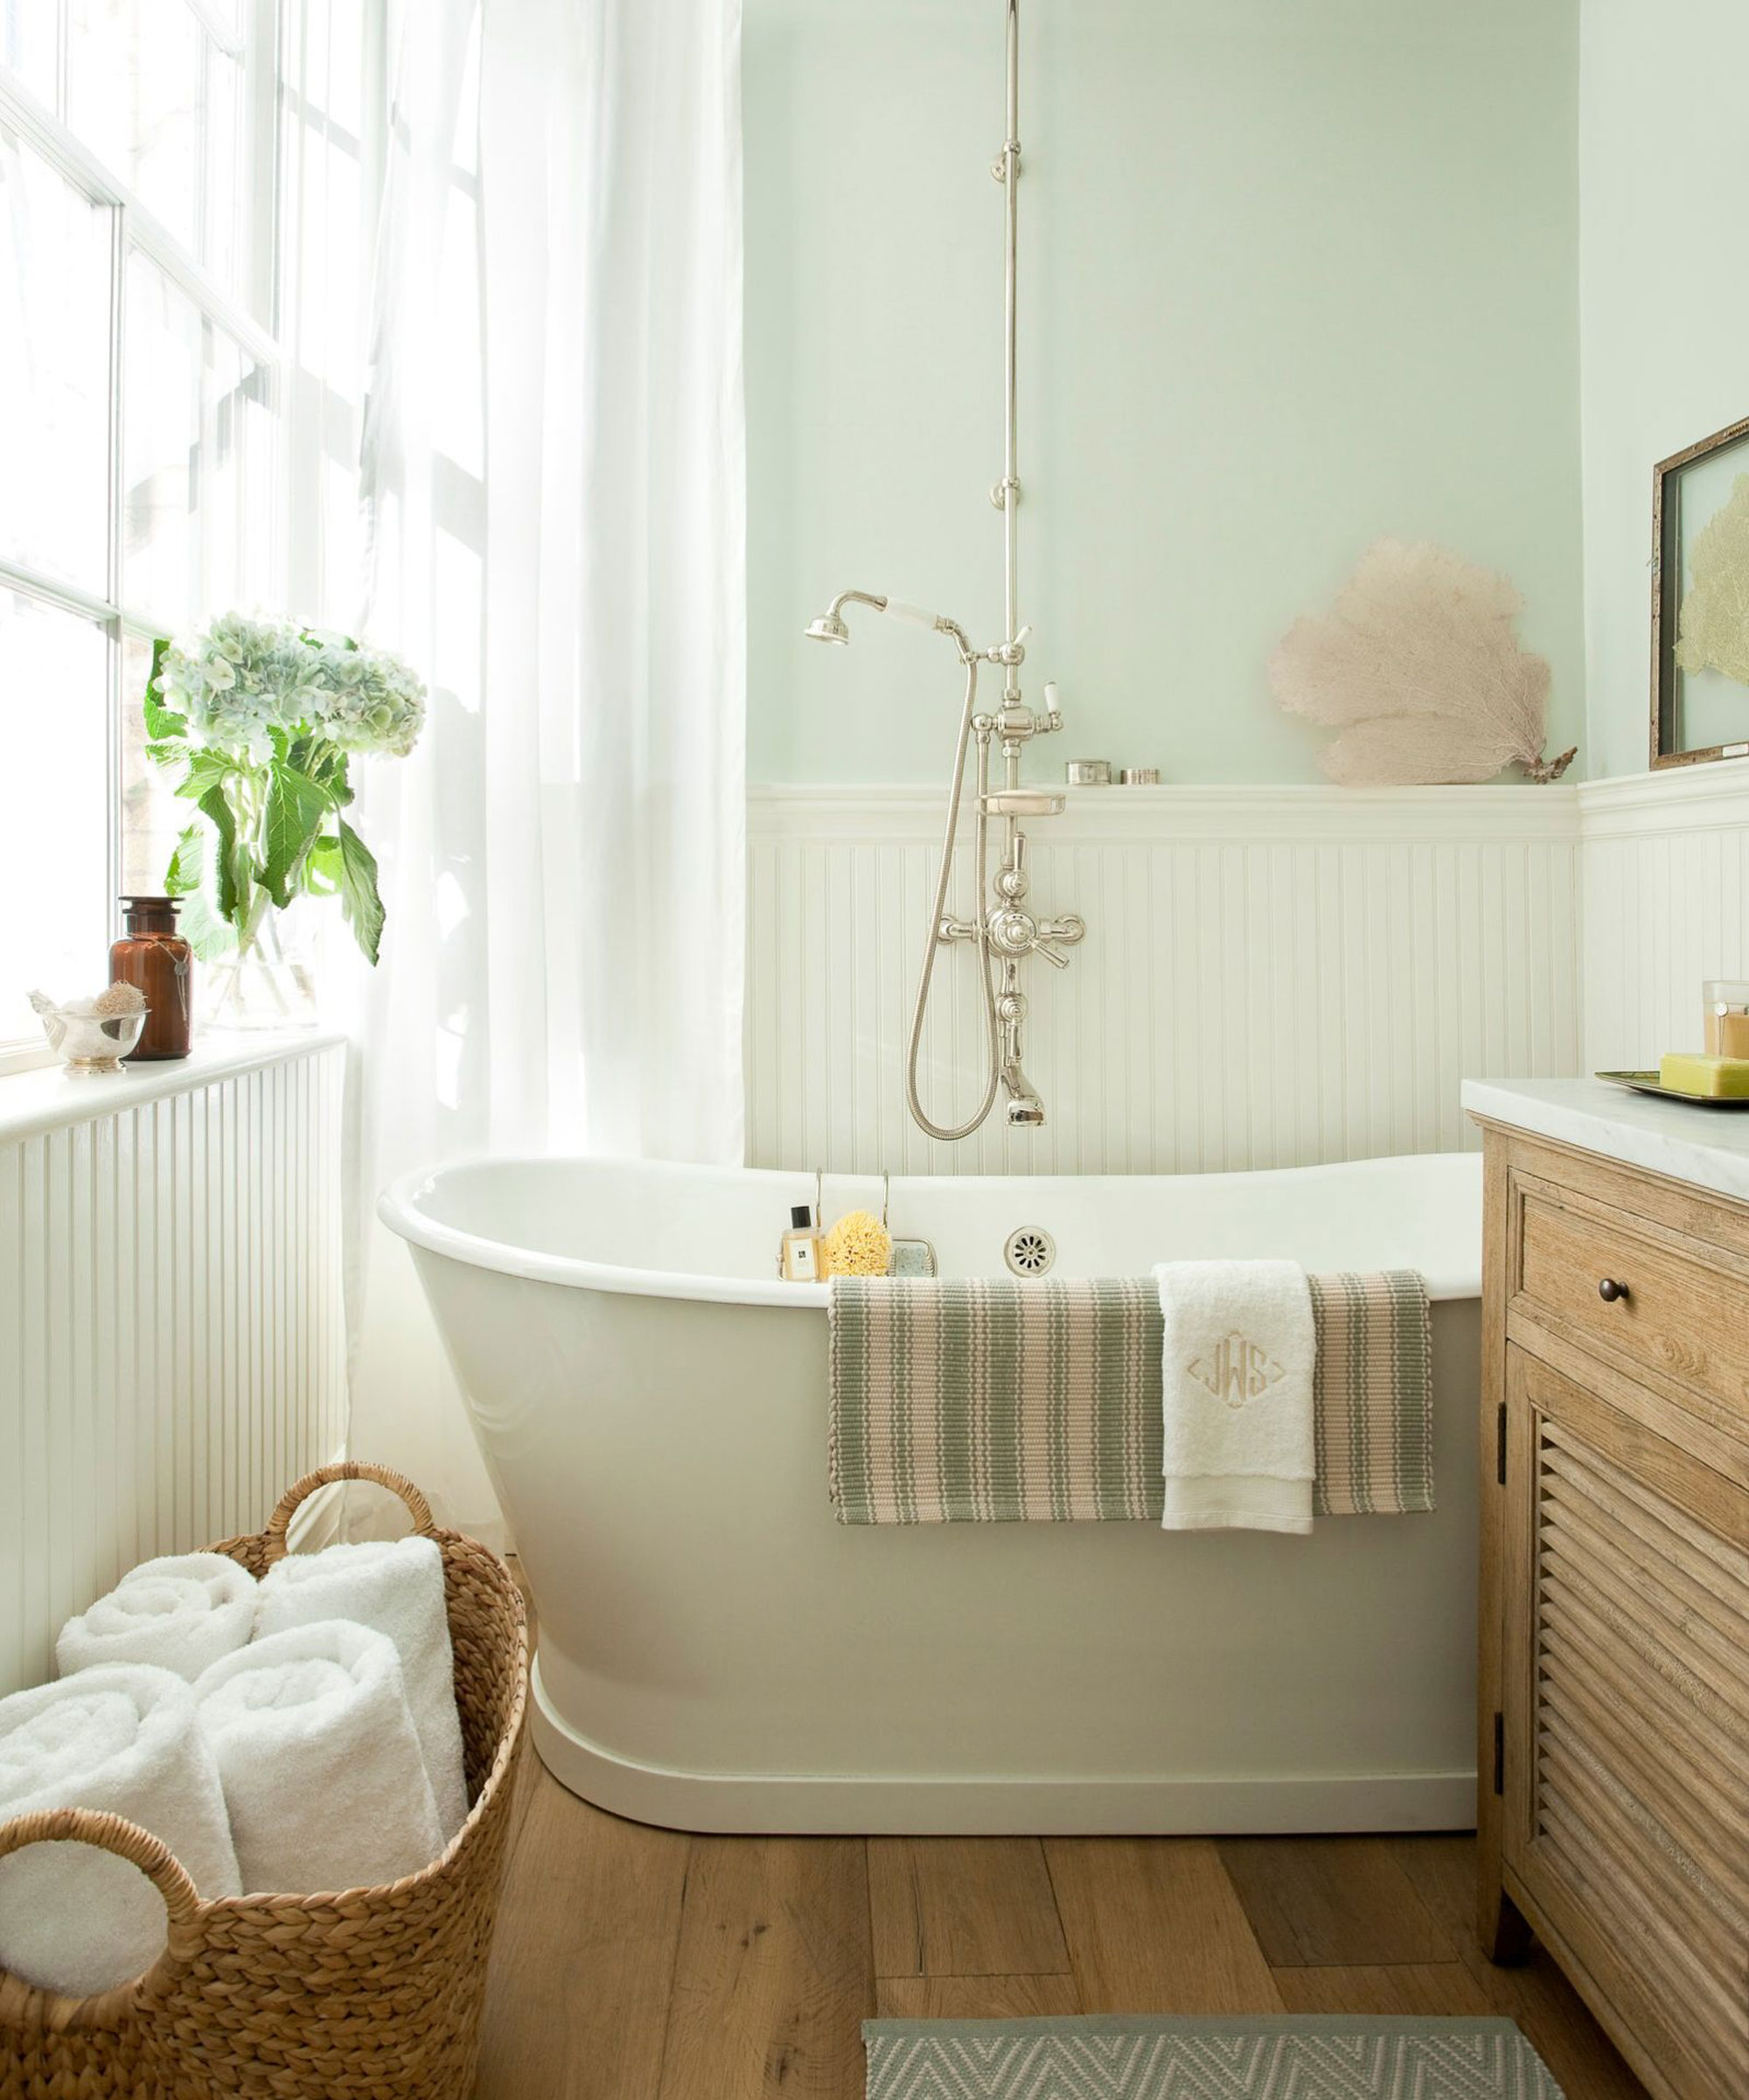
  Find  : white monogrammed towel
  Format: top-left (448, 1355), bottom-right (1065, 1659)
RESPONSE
top-left (1153, 1259), bottom-right (1316, 1534)
top-left (254, 1537), bottom-right (467, 1838)
top-left (57, 1552), bottom-right (258, 1683)
top-left (194, 1621), bottom-right (443, 1895)
top-left (0, 1665), bottom-right (240, 1996)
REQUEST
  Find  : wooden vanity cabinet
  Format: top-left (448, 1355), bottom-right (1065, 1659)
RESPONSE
top-left (1474, 1123), bottom-right (1749, 2100)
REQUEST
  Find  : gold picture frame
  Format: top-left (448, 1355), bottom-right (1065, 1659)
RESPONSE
top-left (1651, 411), bottom-right (1749, 770)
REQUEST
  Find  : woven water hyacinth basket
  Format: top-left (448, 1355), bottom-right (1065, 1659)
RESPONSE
top-left (0, 1462), bottom-right (528, 2100)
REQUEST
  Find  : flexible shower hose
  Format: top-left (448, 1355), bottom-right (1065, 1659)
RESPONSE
top-left (906, 656), bottom-right (1001, 1141)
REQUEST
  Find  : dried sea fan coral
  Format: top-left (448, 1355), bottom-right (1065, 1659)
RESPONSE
top-left (1676, 474), bottom-right (1749, 688)
top-left (820, 1210), bottom-right (893, 1280)
top-left (1269, 539), bottom-right (1576, 785)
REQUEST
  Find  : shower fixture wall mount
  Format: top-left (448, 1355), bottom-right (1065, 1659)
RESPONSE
top-left (805, 0), bottom-right (1083, 1141)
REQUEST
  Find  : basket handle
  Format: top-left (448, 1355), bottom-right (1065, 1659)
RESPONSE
top-left (0, 1809), bottom-right (203, 1978)
top-left (262, 1461), bottom-right (436, 1564)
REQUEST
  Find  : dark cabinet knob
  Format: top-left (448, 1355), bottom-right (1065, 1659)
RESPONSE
top-left (1598, 1278), bottom-right (1629, 1304)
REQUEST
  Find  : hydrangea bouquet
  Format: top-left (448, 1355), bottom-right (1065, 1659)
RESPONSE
top-left (146, 614), bottom-right (425, 970)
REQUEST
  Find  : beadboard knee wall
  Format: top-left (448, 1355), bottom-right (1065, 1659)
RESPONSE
top-left (0, 1037), bottom-right (348, 1699)
top-left (749, 785), bottom-right (1585, 1176)
top-left (1579, 765), bottom-right (1749, 1076)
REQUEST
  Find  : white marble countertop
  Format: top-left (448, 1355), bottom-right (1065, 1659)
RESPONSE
top-left (1462, 1075), bottom-right (1749, 1207)
top-left (0, 1028), bottom-right (345, 1143)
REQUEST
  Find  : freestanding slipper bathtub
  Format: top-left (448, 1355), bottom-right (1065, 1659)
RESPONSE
top-left (380, 1151), bottom-right (1482, 1835)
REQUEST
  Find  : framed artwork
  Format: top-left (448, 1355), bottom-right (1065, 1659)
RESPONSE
top-left (1652, 412), bottom-right (1749, 768)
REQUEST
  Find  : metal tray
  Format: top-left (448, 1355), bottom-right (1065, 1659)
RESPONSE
top-left (1595, 1069), bottom-right (1749, 1109)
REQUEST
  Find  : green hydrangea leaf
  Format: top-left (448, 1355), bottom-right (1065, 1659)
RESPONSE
top-left (173, 750), bottom-right (236, 801)
top-left (178, 884), bottom-right (239, 961)
top-left (261, 759), bottom-right (333, 909)
top-left (164, 822), bottom-right (204, 898)
top-left (163, 820), bottom-right (240, 959)
top-left (337, 818), bottom-right (385, 966)
top-left (303, 835), bottom-right (341, 897)
top-left (194, 783), bottom-right (247, 927)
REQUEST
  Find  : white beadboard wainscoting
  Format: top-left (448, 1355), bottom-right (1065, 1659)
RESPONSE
top-left (1579, 761), bottom-right (1749, 1072)
top-left (749, 785), bottom-right (1585, 1176)
top-left (0, 1036), bottom-right (348, 1699)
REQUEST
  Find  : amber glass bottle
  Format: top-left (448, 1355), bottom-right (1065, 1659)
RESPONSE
top-left (110, 897), bottom-right (193, 1060)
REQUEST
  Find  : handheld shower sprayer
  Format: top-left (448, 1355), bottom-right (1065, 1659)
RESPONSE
top-left (804, 591), bottom-right (972, 659)
top-left (800, 0), bottom-right (1086, 1142)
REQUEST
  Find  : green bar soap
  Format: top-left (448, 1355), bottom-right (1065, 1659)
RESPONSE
top-left (1659, 1052), bottom-right (1749, 1099)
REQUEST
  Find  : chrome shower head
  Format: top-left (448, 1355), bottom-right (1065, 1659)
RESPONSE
top-left (803, 590), bottom-right (974, 662)
top-left (1003, 1064), bottom-right (1046, 1128)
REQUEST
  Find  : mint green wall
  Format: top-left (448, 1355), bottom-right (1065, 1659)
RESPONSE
top-left (746, 0), bottom-right (1583, 786)
top-left (1579, 0), bottom-right (1749, 779)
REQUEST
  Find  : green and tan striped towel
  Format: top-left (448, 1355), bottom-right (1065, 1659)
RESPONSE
top-left (828, 1273), bottom-right (1433, 1524)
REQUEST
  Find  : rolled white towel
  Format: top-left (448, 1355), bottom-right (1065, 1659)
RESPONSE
top-left (255, 1537), bottom-right (468, 1838)
top-left (57, 1552), bottom-right (257, 1683)
top-left (0, 1665), bottom-right (240, 1997)
top-left (194, 1621), bottom-right (444, 1895)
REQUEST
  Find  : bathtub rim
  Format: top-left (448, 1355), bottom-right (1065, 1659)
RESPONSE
top-left (379, 1149), bottom-right (1484, 1309)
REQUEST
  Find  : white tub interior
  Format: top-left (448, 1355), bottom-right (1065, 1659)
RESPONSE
top-left (392, 1149), bottom-right (1482, 1303)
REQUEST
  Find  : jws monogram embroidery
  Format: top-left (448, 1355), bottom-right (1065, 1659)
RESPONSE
top-left (1188, 1332), bottom-right (1286, 1408)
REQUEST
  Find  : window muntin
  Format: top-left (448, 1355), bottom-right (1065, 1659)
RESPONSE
top-left (1, 2), bottom-right (380, 1064)
top-left (0, 590), bottom-right (111, 1045)
top-left (0, 129), bottom-right (113, 597)
top-left (66, 0), bottom-right (255, 298)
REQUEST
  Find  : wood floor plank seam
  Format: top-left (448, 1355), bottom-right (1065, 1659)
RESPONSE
top-left (872, 1966), bottom-right (1081, 1981)
top-left (1042, 1837), bottom-right (1285, 2014)
top-left (868, 1835), bottom-right (1070, 1981)
top-left (1215, 1836), bottom-right (1455, 1971)
top-left (644, 1842), bottom-right (697, 2100)
top-left (866, 1838), bottom-right (924, 1978)
top-left (471, 1766), bottom-right (1648, 2097)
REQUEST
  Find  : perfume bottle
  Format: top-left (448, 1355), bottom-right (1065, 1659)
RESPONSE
top-left (109, 896), bottom-right (192, 1060)
top-left (779, 1204), bottom-right (824, 1281)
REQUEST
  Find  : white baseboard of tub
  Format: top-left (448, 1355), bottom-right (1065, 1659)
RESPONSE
top-left (529, 1661), bottom-right (1475, 1838)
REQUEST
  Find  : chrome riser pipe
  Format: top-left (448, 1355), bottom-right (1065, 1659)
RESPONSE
top-left (802, 0), bottom-right (1087, 1139)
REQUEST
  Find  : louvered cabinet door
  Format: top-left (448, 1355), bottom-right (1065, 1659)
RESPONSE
top-left (1502, 1345), bottom-right (1749, 2100)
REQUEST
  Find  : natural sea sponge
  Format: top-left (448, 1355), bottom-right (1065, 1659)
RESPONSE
top-left (92, 982), bottom-right (149, 1018)
top-left (820, 1210), bottom-right (893, 1279)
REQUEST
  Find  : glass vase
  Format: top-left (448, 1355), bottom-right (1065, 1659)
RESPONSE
top-left (203, 910), bottom-right (319, 1032)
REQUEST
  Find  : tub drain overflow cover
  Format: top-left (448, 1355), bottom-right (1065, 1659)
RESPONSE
top-left (1003, 1227), bottom-right (1056, 1277)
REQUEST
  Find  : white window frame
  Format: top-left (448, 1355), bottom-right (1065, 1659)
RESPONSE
top-left (0, 0), bottom-right (382, 1074)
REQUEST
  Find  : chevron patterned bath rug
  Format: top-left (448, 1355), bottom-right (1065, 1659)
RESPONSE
top-left (863, 2014), bottom-right (1564, 2098)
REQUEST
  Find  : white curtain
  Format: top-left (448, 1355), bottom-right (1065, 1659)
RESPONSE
top-left (345, 0), bottom-right (746, 1534)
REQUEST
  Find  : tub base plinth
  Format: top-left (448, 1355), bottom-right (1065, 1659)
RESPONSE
top-left (531, 1658), bottom-right (1474, 1838)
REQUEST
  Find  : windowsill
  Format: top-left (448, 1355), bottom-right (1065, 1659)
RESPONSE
top-left (0, 1026), bottom-right (347, 1143)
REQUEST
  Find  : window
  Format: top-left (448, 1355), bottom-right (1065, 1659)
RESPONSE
top-left (0, 1), bottom-right (383, 1064)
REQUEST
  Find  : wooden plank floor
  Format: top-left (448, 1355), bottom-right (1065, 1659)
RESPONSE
top-left (475, 1762), bottom-right (1651, 2099)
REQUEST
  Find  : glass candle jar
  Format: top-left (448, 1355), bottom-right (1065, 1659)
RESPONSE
top-left (1704, 980), bottom-right (1749, 1060)
top-left (110, 896), bottom-right (193, 1060)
